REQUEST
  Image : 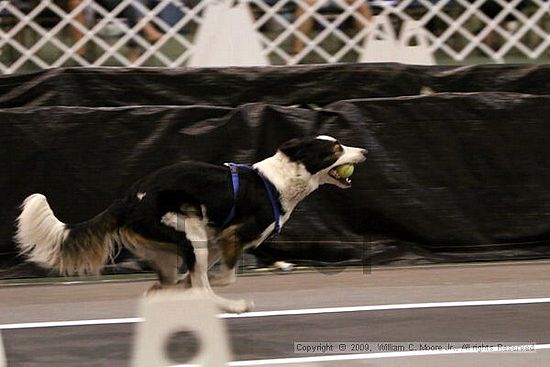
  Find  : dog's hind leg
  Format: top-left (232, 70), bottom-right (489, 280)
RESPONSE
top-left (119, 225), bottom-right (192, 295)
top-left (122, 240), bottom-right (185, 295)
top-left (147, 249), bottom-right (188, 295)
top-left (162, 211), bottom-right (254, 313)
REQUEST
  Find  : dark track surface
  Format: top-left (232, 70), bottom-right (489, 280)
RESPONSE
top-left (2, 261), bottom-right (550, 366)
top-left (3, 304), bottom-right (550, 366)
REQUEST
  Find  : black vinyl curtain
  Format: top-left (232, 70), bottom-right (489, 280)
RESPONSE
top-left (1, 64), bottom-right (549, 278)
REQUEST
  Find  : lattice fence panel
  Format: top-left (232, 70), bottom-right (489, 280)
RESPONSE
top-left (0, 0), bottom-right (548, 74)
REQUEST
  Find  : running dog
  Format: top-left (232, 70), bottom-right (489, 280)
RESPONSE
top-left (15, 135), bottom-right (367, 313)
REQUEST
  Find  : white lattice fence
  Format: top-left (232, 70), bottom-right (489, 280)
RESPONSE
top-left (0, 0), bottom-right (549, 74)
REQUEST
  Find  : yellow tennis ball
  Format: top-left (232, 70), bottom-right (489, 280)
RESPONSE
top-left (336, 164), bottom-right (354, 178)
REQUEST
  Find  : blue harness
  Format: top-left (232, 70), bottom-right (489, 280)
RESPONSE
top-left (222, 163), bottom-right (281, 239)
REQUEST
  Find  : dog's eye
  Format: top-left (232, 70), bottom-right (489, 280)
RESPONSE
top-left (333, 144), bottom-right (343, 153)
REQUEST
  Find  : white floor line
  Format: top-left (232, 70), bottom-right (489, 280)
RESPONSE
top-left (219, 297), bottom-right (550, 319)
top-left (227, 344), bottom-right (550, 366)
top-left (0, 317), bottom-right (142, 330)
top-left (0, 331), bottom-right (5, 367)
top-left (1, 296), bottom-right (550, 330)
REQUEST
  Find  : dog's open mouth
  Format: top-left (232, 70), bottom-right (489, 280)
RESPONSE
top-left (328, 165), bottom-right (354, 188)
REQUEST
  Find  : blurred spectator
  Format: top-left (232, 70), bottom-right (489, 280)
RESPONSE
top-left (148, 0), bottom-right (186, 28)
top-left (293, 0), bottom-right (373, 54)
top-left (4, 0), bottom-right (34, 13)
top-left (68, 0), bottom-right (163, 61)
top-left (477, 0), bottom-right (503, 49)
top-left (470, 0), bottom-right (527, 50)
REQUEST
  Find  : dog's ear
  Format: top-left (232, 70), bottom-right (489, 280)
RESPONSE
top-left (278, 138), bottom-right (304, 159)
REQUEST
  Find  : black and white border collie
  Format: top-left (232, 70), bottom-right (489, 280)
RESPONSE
top-left (15, 136), bottom-right (367, 313)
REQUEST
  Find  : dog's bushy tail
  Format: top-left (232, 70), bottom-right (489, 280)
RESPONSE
top-left (15, 194), bottom-right (119, 276)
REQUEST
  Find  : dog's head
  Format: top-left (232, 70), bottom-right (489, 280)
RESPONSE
top-left (278, 135), bottom-right (367, 189)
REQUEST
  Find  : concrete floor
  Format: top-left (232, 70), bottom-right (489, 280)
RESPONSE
top-left (1, 260), bottom-right (550, 366)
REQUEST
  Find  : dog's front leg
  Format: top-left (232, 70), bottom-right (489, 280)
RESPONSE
top-left (162, 211), bottom-right (253, 313)
top-left (190, 248), bottom-right (253, 313)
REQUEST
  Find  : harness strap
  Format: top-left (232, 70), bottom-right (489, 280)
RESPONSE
top-left (221, 163), bottom-right (241, 228)
top-left (222, 163), bottom-right (281, 239)
top-left (258, 172), bottom-right (281, 237)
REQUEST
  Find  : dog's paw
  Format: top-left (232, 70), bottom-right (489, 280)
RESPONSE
top-left (273, 261), bottom-right (295, 272)
top-left (225, 299), bottom-right (255, 314)
top-left (160, 212), bottom-right (178, 227)
top-left (243, 299), bottom-right (255, 313)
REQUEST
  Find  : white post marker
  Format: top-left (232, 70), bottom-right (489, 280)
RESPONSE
top-left (398, 19), bottom-right (435, 65)
top-left (188, 0), bottom-right (269, 67)
top-left (359, 14), bottom-right (399, 63)
top-left (0, 331), bottom-right (6, 367)
top-left (132, 292), bottom-right (231, 367)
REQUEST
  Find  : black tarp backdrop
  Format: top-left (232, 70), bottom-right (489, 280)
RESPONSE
top-left (1, 64), bottom-right (550, 278)
top-left (0, 64), bottom-right (549, 108)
